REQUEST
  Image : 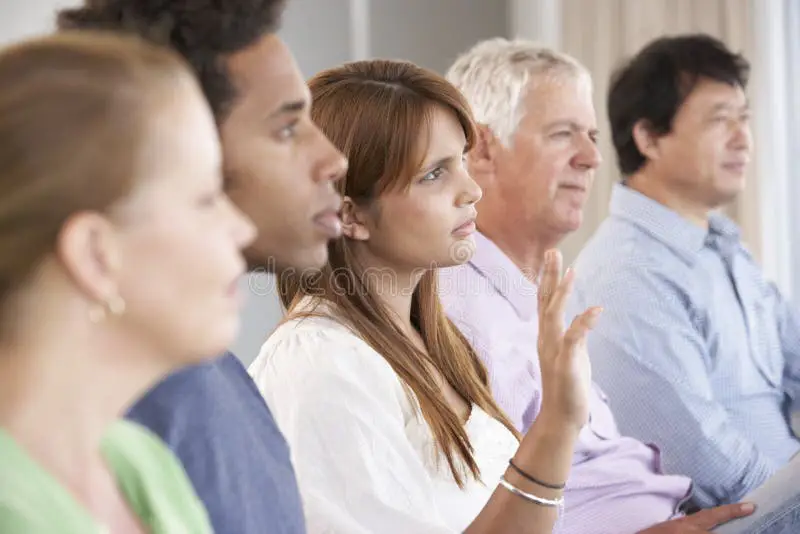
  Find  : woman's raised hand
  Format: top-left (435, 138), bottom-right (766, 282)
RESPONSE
top-left (536, 249), bottom-right (602, 433)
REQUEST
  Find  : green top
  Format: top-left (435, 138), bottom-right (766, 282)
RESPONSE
top-left (0, 420), bottom-right (213, 533)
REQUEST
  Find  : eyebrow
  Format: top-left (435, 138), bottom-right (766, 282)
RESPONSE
top-left (710, 103), bottom-right (750, 113)
top-left (418, 144), bottom-right (468, 175)
top-left (267, 99), bottom-right (307, 119)
top-left (546, 119), bottom-right (599, 136)
top-left (418, 156), bottom-right (453, 175)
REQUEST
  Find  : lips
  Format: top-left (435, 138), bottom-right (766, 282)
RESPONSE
top-left (452, 216), bottom-right (477, 236)
top-left (722, 161), bottom-right (747, 173)
top-left (559, 183), bottom-right (587, 191)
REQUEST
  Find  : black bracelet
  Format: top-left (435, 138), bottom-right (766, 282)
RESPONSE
top-left (508, 459), bottom-right (566, 490)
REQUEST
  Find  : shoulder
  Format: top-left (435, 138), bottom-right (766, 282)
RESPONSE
top-left (126, 352), bottom-right (268, 442)
top-left (0, 433), bottom-right (52, 532)
top-left (104, 420), bottom-right (189, 472)
top-left (104, 421), bottom-right (212, 531)
top-left (252, 314), bottom-right (400, 387)
top-left (129, 353), bottom-right (245, 411)
top-left (250, 313), bottom-right (411, 422)
top-left (0, 503), bottom-right (47, 533)
top-left (573, 235), bottom-right (689, 303)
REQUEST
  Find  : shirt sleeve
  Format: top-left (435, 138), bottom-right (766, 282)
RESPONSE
top-left (125, 354), bottom-right (290, 534)
top-left (250, 324), bottom-right (457, 534)
top-left (767, 282), bottom-right (800, 412)
top-left (0, 504), bottom-right (41, 533)
top-left (578, 265), bottom-right (778, 507)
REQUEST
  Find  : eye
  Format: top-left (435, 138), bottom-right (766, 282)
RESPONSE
top-left (420, 167), bottom-right (446, 182)
top-left (551, 130), bottom-right (571, 139)
top-left (276, 119), bottom-right (299, 140)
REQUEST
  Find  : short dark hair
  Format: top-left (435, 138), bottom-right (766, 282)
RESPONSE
top-left (607, 33), bottom-right (750, 176)
top-left (57, 0), bottom-right (287, 119)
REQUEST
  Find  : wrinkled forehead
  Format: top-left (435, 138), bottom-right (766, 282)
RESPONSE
top-left (517, 72), bottom-right (596, 127)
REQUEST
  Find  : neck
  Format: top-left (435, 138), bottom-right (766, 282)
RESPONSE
top-left (480, 222), bottom-right (559, 282)
top-left (626, 171), bottom-right (710, 229)
top-left (0, 320), bottom-right (166, 503)
top-left (351, 249), bottom-right (422, 337)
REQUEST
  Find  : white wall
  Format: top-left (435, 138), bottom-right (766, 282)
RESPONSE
top-left (0, 0), bottom-right (79, 44)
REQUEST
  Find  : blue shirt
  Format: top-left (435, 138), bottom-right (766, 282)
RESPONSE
top-left (569, 183), bottom-right (800, 508)
top-left (127, 352), bottom-right (306, 534)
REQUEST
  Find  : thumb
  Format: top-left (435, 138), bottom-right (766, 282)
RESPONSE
top-left (688, 503), bottom-right (755, 529)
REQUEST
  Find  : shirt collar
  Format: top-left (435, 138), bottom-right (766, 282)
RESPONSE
top-left (610, 183), bottom-right (740, 265)
top-left (468, 232), bottom-right (538, 320)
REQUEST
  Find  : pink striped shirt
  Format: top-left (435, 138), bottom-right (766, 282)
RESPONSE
top-left (438, 232), bottom-right (692, 534)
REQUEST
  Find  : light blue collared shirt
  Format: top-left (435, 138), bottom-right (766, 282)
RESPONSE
top-left (569, 183), bottom-right (800, 507)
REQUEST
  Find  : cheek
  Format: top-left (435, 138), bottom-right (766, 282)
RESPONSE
top-left (372, 195), bottom-right (447, 261)
top-left (118, 219), bottom-right (232, 308)
top-left (515, 146), bottom-right (563, 193)
top-left (229, 143), bottom-right (313, 227)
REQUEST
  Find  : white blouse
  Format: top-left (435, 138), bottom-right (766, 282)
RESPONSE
top-left (249, 311), bottom-right (520, 534)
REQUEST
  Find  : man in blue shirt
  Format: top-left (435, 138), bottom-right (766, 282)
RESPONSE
top-left (570, 34), bottom-right (800, 510)
top-left (57, 2), bottom-right (347, 533)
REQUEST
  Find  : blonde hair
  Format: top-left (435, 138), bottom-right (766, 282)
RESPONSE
top-left (446, 37), bottom-right (591, 146)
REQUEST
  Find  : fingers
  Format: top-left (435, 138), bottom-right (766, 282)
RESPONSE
top-left (538, 249), bottom-right (562, 310)
top-left (548, 265), bottom-right (574, 324)
top-left (562, 307), bottom-right (602, 350)
top-left (688, 502), bottom-right (755, 529)
top-left (538, 250), bottom-right (562, 343)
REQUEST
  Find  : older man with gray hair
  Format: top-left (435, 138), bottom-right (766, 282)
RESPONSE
top-left (438, 38), bottom-right (760, 533)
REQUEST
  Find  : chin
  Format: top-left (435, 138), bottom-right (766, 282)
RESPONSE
top-left (291, 243), bottom-right (330, 272)
top-left (555, 210), bottom-right (584, 234)
top-left (189, 322), bottom-right (239, 363)
top-left (255, 243), bottom-right (330, 275)
top-left (446, 236), bottom-right (477, 266)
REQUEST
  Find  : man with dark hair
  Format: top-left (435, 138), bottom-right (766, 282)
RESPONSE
top-left (56, 2), bottom-right (347, 533)
top-left (570, 33), bottom-right (800, 515)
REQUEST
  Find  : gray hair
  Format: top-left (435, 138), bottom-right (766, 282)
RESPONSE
top-left (446, 38), bottom-right (591, 146)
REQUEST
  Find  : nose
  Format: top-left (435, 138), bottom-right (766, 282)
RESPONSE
top-left (729, 119), bottom-right (752, 152)
top-left (226, 196), bottom-right (257, 249)
top-left (313, 127), bottom-right (348, 184)
top-left (457, 171), bottom-right (483, 207)
top-left (573, 135), bottom-right (602, 170)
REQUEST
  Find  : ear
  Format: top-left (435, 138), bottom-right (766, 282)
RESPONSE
top-left (467, 124), bottom-right (499, 178)
top-left (339, 196), bottom-right (371, 241)
top-left (632, 119), bottom-right (661, 162)
top-left (55, 212), bottom-right (122, 303)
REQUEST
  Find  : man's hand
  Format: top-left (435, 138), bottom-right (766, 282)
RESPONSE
top-left (638, 503), bottom-right (755, 533)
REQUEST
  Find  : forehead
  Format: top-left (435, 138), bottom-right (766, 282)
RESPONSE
top-left (134, 78), bottom-right (221, 199)
top-left (519, 74), bottom-right (595, 126)
top-left (679, 78), bottom-right (747, 114)
top-left (224, 35), bottom-right (310, 117)
top-left (420, 106), bottom-right (467, 162)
